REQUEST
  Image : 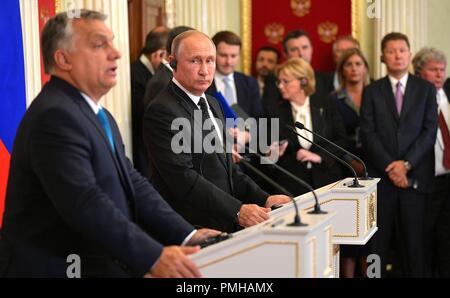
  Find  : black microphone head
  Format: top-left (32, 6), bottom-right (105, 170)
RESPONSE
top-left (294, 122), bottom-right (305, 130)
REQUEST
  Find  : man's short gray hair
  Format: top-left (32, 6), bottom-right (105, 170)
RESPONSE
top-left (41, 9), bottom-right (107, 74)
top-left (412, 47), bottom-right (447, 75)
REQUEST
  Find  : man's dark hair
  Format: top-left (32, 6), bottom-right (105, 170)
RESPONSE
top-left (142, 30), bottom-right (168, 55)
top-left (166, 26), bottom-right (194, 53)
top-left (282, 30), bottom-right (311, 55)
top-left (381, 32), bottom-right (410, 52)
top-left (257, 46), bottom-right (281, 63)
top-left (41, 9), bottom-right (107, 74)
top-left (212, 31), bottom-right (241, 48)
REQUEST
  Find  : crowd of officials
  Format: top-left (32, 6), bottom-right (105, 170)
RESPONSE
top-left (0, 9), bottom-right (449, 278)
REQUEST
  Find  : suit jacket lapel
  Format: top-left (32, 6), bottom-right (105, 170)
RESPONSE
top-left (400, 75), bottom-right (417, 121)
top-left (309, 94), bottom-right (323, 143)
top-left (207, 96), bottom-right (230, 172)
top-left (280, 102), bottom-right (301, 148)
top-left (234, 73), bottom-right (246, 109)
top-left (382, 76), bottom-right (400, 123)
top-left (77, 99), bottom-right (132, 196)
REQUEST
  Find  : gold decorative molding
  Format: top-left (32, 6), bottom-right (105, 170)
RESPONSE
top-left (306, 198), bottom-right (360, 237)
top-left (368, 191), bottom-right (377, 230)
top-left (351, 0), bottom-right (360, 41)
top-left (55, 0), bottom-right (62, 14)
top-left (307, 237), bottom-right (317, 278)
top-left (241, 0), bottom-right (252, 75)
top-left (323, 225), bottom-right (333, 277)
top-left (198, 241), bottom-right (300, 277)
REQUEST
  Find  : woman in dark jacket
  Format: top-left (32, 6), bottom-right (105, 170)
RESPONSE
top-left (330, 48), bottom-right (371, 278)
top-left (268, 57), bottom-right (348, 196)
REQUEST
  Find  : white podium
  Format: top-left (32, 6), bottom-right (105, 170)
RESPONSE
top-left (191, 177), bottom-right (379, 278)
top-left (192, 211), bottom-right (336, 278)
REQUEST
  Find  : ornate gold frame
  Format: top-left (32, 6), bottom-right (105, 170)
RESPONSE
top-left (241, 0), bottom-right (360, 75)
top-left (55, 0), bottom-right (62, 13)
top-left (198, 241), bottom-right (300, 277)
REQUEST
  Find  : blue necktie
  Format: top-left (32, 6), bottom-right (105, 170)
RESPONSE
top-left (97, 108), bottom-right (115, 152)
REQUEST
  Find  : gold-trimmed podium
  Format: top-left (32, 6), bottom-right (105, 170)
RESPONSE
top-left (190, 177), bottom-right (379, 278)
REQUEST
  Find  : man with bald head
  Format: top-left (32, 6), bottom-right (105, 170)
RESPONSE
top-left (143, 31), bottom-right (290, 233)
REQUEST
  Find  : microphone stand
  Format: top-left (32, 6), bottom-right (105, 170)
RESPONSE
top-left (241, 144), bottom-right (326, 216)
top-left (286, 125), bottom-right (364, 188)
top-left (294, 122), bottom-right (373, 180)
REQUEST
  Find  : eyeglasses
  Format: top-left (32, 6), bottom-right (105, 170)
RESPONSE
top-left (277, 79), bottom-right (296, 86)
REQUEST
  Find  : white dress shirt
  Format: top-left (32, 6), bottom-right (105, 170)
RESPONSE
top-left (388, 73), bottom-right (409, 96)
top-left (173, 78), bottom-right (223, 145)
top-left (139, 54), bottom-right (155, 75)
top-left (214, 72), bottom-right (238, 105)
top-left (435, 88), bottom-right (450, 176)
top-left (291, 97), bottom-right (313, 150)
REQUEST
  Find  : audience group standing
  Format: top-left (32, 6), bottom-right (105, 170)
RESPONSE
top-left (130, 25), bottom-right (450, 278)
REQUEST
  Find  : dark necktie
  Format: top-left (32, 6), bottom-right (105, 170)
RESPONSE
top-left (438, 111), bottom-right (450, 169)
top-left (97, 108), bottom-right (115, 153)
top-left (198, 97), bottom-right (225, 156)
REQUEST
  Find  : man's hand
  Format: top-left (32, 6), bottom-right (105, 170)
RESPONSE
top-left (228, 127), bottom-right (251, 145)
top-left (146, 246), bottom-right (201, 278)
top-left (385, 161), bottom-right (408, 188)
top-left (238, 204), bottom-right (271, 227)
top-left (231, 145), bottom-right (242, 164)
top-left (296, 149), bottom-right (321, 164)
top-left (265, 195), bottom-right (292, 209)
top-left (186, 228), bottom-right (222, 246)
top-left (266, 141), bottom-right (289, 162)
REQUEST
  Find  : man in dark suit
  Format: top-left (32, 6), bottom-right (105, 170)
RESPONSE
top-left (413, 47), bottom-right (450, 277)
top-left (360, 33), bottom-right (438, 277)
top-left (143, 26), bottom-right (193, 110)
top-left (206, 31), bottom-right (263, 119)
top-left (143, 30), bottom-right (290, 233)
top-left (262, 30), bottom-right (334, 118)
top-left (0, 10), bottom-right (219, 278)
top-left (255, 46), bottom-right (280, 98)
top-left (130, 27), bottom-right (168, 177)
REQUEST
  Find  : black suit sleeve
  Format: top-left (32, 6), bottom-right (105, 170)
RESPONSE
top-left (360, 85), bottom-right (396, 172)
top-left (314, 97), bottom-right (349, 167)
top-left (29, 106), bottom-right (175, 276)
top-left (403, 83), bottom-right (437, 167)
top-left (125, 153), bottom-right (194, 245)
top-left (247, 76), bottom-right (263, 118)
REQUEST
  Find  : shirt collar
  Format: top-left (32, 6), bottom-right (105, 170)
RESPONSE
top-left (389, 73), bottom-right (409, 89)
top-left (215, 71), bottom-right (234, 83)
top-left (290, 96), bottom-right (310, 112)
top-left (162, 58), bottom-right (173, 72)
top-left (139, 54), bottom-right (155, 75)
top-left (80, 92), bottom-right (102, 114)
top-left (438, 88), bottom-right (448, 104)
top-left (172, 78), bottom-right (207, 106)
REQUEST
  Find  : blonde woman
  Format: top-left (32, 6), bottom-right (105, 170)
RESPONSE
top-left (268, 57), bottom-right (348, 195)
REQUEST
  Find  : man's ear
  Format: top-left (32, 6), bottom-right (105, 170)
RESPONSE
top-left (380, 55), bottom-right (385, 64)
top-left (54, 50), bottom-right (72, 71)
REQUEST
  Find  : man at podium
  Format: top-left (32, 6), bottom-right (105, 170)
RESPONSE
top-left (144, 30), bottom-right (290, 233)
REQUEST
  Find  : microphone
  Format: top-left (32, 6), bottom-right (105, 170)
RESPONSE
top-left (242, 144), bottom-right (326, 217)
top-left (237, 156), bottom-right (293, 197)
top-left (294, 122), bottom-right (372, 180)
top-left (286, 125), bottom-right (364, 188)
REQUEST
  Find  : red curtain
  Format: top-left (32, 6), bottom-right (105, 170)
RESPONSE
top-left (38, 0), bottom-right (56, 86)
top-left (251, 0), bottom-right (351, 73)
